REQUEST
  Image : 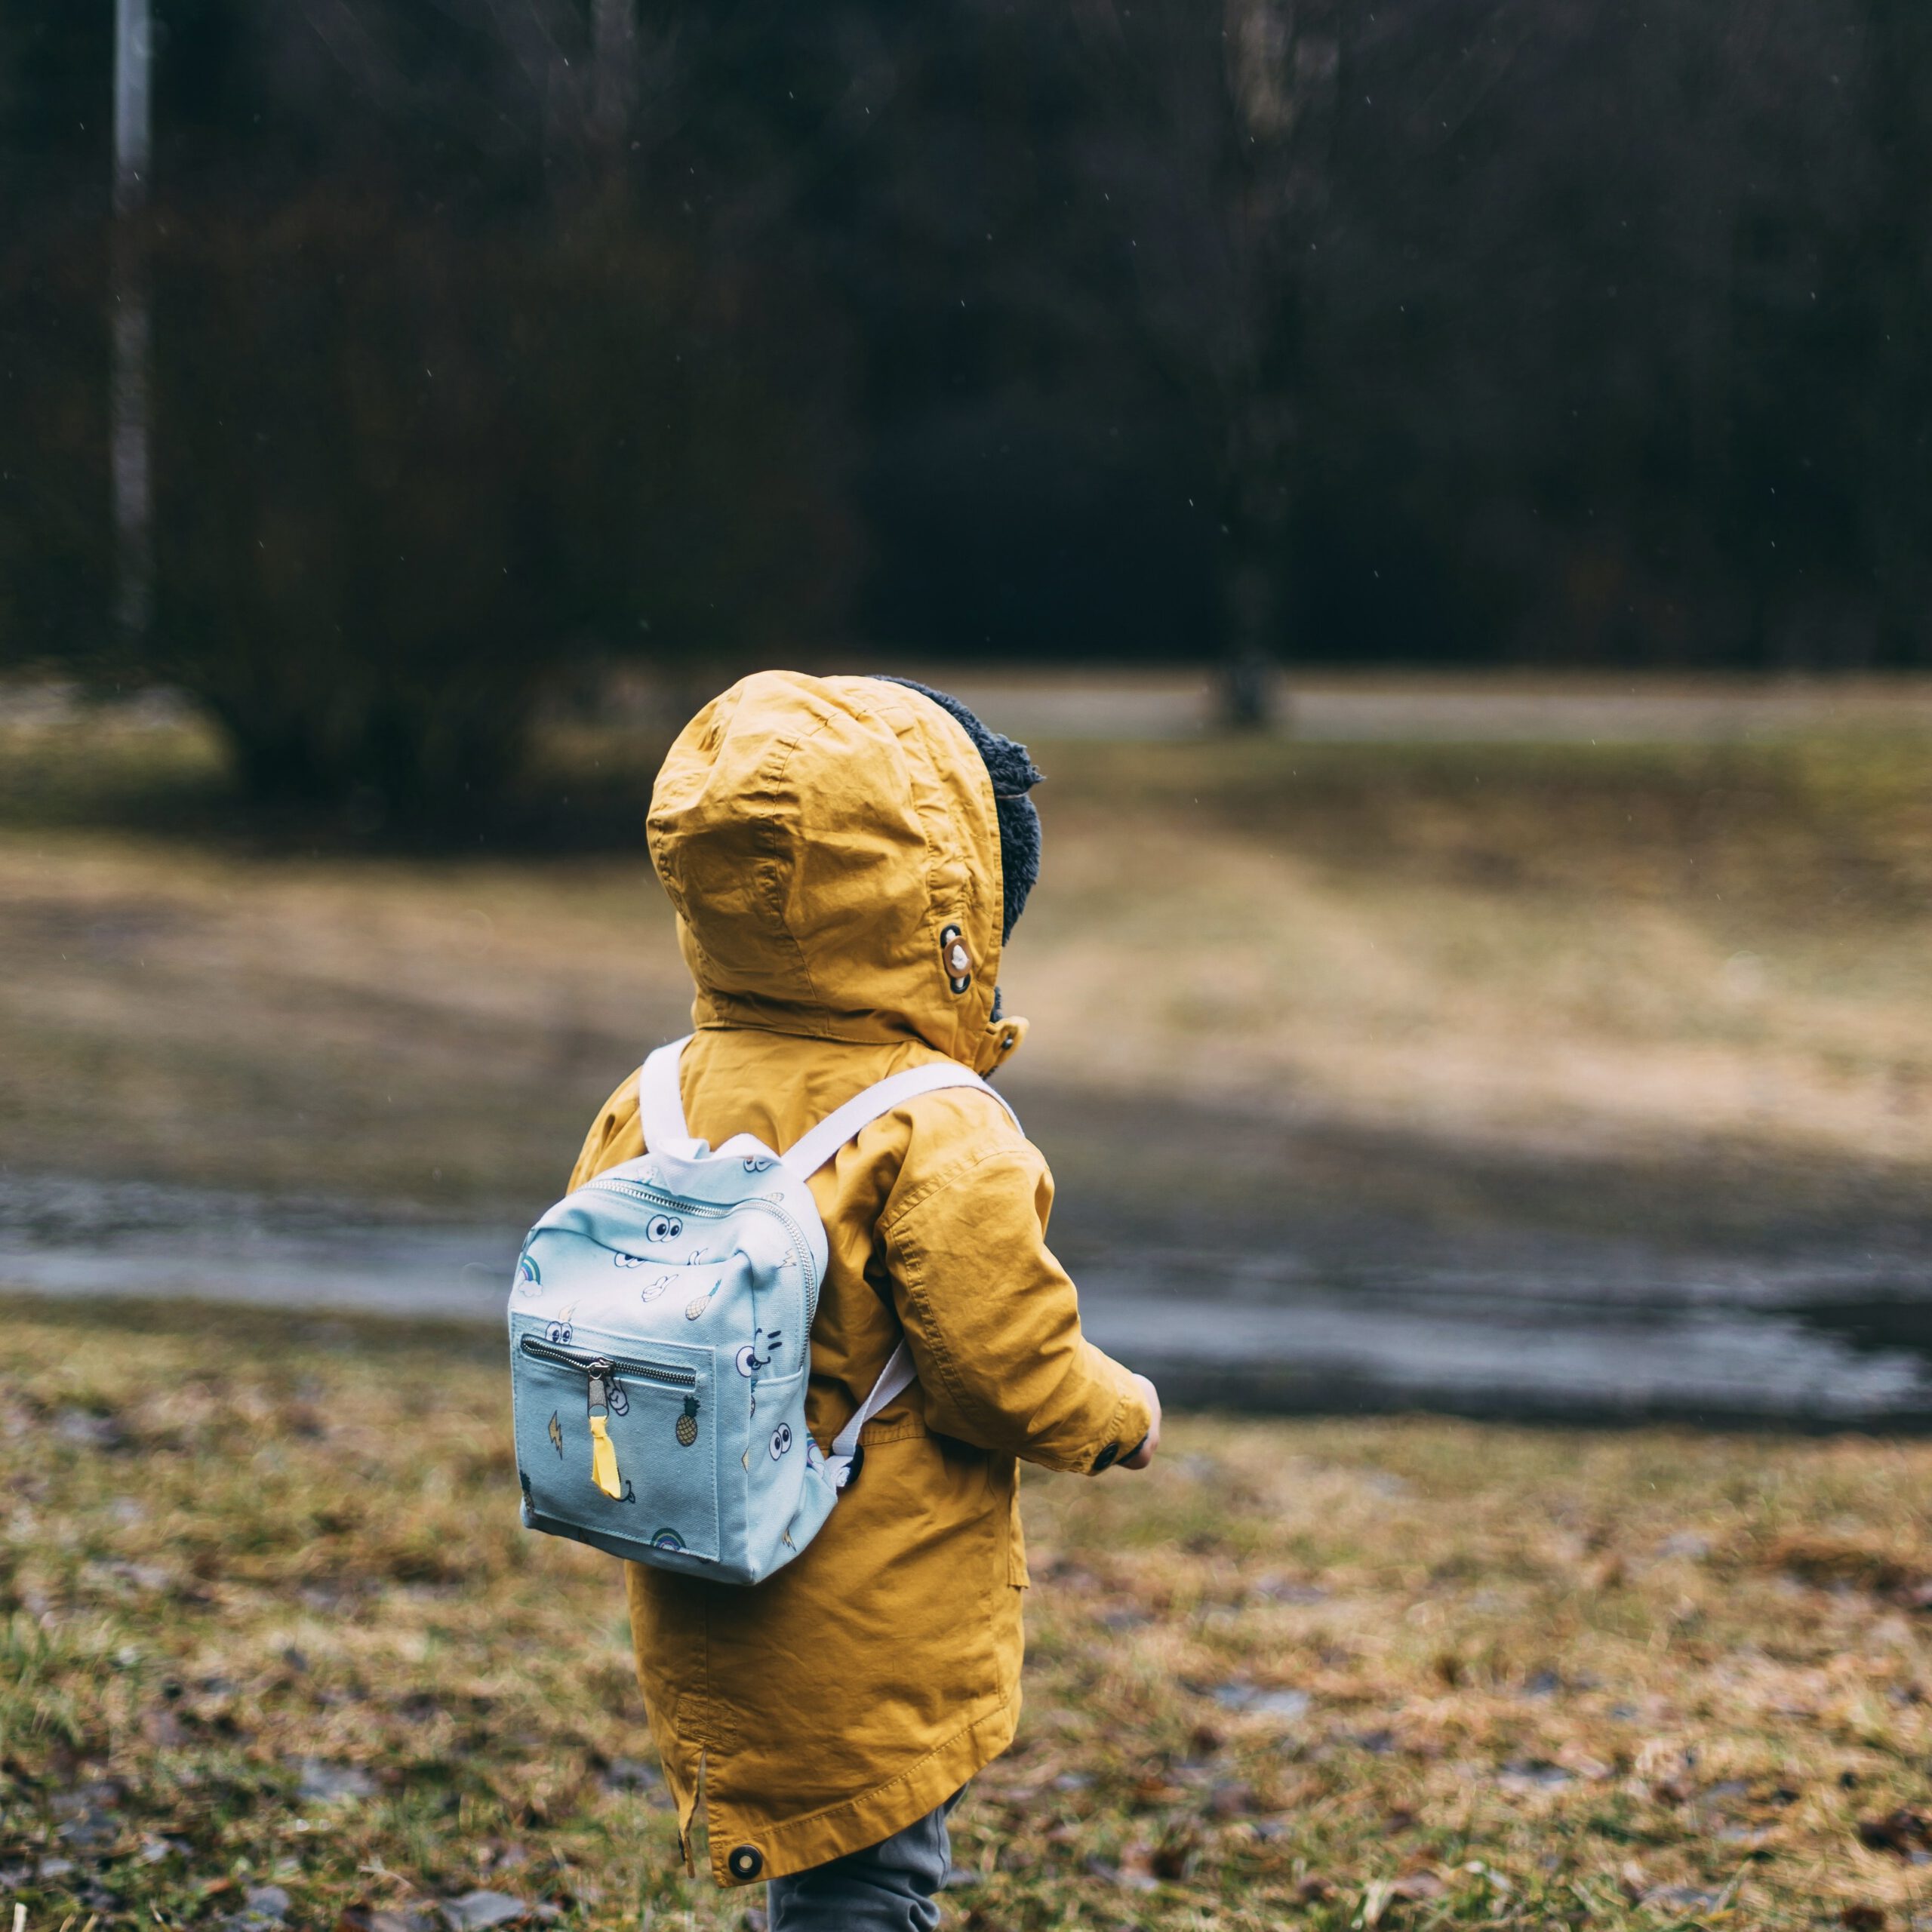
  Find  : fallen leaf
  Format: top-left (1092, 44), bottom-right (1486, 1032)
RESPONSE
top-left (1390, 1872), bottom-right (1446, 1901)
top-left (1657, 1532), bottom-right (1712, 1561)
top-left (1208, 1682), bottom-right (1311, 1720)
top-left (1642, 1885), bottom-right (1722, 1911)
top-left (296, 1759), bottom-right (377, 1803)
top-left (438, 1894), bottom-right (528, 1930)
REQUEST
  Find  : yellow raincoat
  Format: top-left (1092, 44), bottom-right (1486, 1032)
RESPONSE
top-left (568, 671), bottom-right (1152, 1886)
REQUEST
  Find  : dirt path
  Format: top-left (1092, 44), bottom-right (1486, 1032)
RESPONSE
top-left (920, 670), bottom-right (1932, 741)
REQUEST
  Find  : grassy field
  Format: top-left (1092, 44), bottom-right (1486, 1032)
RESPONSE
top-left (3, 1297), bottom-right (1931, 1930)
top-left (2, 691), bottom-right (1928, 1223)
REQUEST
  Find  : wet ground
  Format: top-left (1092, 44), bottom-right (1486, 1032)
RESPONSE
top-left (8, 1081), bottom-right (1928, 1430)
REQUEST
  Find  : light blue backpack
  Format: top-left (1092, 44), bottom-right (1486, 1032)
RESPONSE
top-left (508, 1035), bottom-right (1017, 1584)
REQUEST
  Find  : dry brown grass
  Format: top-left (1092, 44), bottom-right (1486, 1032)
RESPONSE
top-left (1, 700), bottom-right (1928, 1212)
top-left (2, 1297), bottom-right (1930, 1930)
top-left (1016, 731), bottom-right (1932, 1175)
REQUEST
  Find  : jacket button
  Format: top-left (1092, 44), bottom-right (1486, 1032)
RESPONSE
top-left (728, 1844), bottom-right (764, 1881)
top-left (1091, 1441), bottom-right (1119, 1473)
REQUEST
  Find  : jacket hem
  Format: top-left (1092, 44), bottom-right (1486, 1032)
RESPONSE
top-left (706, 1691), bottom-right (1019, 1887)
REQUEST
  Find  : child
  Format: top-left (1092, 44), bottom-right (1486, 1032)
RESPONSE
top-left (568, 672), bottom-right (1161, 1930)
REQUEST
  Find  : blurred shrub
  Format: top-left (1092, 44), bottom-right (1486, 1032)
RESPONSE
top-left (140, 190), bottom-right (849, 826)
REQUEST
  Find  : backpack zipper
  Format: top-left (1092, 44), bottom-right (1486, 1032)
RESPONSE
top-left (580, 1178), bottom-right (822, 1329)
top-left (518, 1334), bottom-right (697, 1387)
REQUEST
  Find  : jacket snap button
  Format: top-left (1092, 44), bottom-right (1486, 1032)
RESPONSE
top-left (728, 1844), bottom-right (764, 1881)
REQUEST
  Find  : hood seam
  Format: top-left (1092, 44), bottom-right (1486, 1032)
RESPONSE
top-left (763, 712), bottom-right (841, 1016)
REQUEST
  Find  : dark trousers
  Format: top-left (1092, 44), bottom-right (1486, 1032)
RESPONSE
top-left (764, 1790), bottom-right (964, 1932)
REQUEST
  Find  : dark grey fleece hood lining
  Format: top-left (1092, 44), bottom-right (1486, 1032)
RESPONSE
top-left (872, 678), bottom-right (1042, 946)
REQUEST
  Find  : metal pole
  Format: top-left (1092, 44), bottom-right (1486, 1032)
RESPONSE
top-left (112, 0), bottom-right (153, 642)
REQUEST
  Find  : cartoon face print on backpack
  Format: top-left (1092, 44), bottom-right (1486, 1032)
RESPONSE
top-left (768, 1422), bottom-right (793, 1460)
top-left (612, 1215), bottom-right (681, 1269)
top-left (734, 1327), bottom-right (784, 1378)
top-left (545, 1305), bottom-right (578, 1346)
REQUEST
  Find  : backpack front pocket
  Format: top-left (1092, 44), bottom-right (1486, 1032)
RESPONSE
top-left (515, 1335), bottom-right (720, 1563)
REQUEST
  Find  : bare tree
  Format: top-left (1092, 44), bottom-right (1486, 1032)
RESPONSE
top-left (1072, 0), bottom-right (1339, 724)
top-left (592, 0), bottom-right (639, 156)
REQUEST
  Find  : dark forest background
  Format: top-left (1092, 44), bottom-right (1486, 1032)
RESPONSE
top-left (3, 0), bottom-right (1930, 813)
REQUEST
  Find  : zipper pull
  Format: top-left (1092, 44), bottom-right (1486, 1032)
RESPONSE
top-left (586, 1361), bottom-right (624, 1500)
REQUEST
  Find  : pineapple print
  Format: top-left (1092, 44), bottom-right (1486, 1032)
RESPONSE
top-left (675, 1395), bottom-right (700, 1447)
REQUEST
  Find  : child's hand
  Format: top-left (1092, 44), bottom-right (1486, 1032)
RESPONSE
top-left (1118, 1374), bottom-right (1162, 1469)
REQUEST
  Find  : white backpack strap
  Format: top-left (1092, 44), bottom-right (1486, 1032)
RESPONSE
top-left (635, 1035), bottom-right (702, 1161)
top-left (778, 1062), bottom-right (1020, 1183)
top-left (786, 1060), bottom-right (1020, 1491)
top-left (826, 1340), bottom-right (917, 1490)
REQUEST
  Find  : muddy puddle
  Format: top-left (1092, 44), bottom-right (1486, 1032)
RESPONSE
top-left (5, 1159), bottom-right (1930, 1429)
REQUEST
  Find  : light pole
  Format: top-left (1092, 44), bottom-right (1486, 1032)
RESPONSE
top-left (112, 0), bottom-right (152, 643)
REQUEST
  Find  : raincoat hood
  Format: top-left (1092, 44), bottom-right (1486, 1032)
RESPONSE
top-left (648, 671), bottom-right (1027, 1076)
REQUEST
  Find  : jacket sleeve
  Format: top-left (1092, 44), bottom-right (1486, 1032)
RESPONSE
top-left (881, 1137), bottom-right (1152, 1475)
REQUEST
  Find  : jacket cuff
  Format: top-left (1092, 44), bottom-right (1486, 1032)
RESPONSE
top-left (1087, 1384), bottom-right (1151, 1475)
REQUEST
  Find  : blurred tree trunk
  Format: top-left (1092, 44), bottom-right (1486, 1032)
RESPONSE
top-left (1861, 0), bottom-right (1932, 664)
top-left (1217, 0), bottom-right (1337, 726)
top-left (1069, 0), bottom-right (1340, 725)
top-left (592, 0), bottom-right (637, 158)
top-left (112, 0), bottom-right (153, 645)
